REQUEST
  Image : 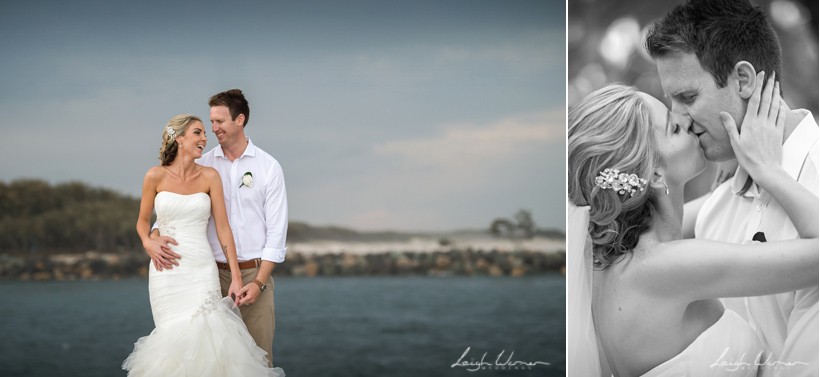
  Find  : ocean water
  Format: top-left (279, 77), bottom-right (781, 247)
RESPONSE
top-left (0, 275), bottom-right (564, 376)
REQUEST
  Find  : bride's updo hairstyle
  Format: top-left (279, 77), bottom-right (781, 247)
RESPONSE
top-left (568, 84), bottom-right (661, 269)
top-left (159, 114), bottom-right (202, 166)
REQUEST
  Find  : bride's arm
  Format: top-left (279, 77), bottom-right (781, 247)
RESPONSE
top-left (205, 168), bottom-right (243, 303)
top-left (136, 169), bottom-right (159, 252)
top-left (137, 167), bottom-right (179, 271)
top-left (638, 237), bottom-right (817, 302)
top-left (721, 71), bottom-right (818, 238)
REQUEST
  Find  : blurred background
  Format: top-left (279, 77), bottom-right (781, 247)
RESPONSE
top-left (569, 0), bottom-right (818, 200)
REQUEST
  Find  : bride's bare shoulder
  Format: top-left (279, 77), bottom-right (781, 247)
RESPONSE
top-left (622, 240), bottom-right (701, 286)
top-left (199, 166), bottom-right (221, 180)
top-left (144, 166), bottom-right (166, 181)
top-left (637, 240), bottom-right (699, 269)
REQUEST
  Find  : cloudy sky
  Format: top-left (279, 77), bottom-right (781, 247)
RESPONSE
top-left (0, 0), bottom-right (565, 232)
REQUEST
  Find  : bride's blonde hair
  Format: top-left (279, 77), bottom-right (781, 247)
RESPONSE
top-left (568, 84), bottom-right (661, 269)
top-left (159, 114), bottom-right (201, 166)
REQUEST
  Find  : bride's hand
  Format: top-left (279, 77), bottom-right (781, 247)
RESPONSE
top-left (229, 278), bottom-right (243, 306)
top-left (720, 71), bottom-right (786, 182)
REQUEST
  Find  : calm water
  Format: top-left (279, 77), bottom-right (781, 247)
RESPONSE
top-left (0, 276), bottom-right (564, 376)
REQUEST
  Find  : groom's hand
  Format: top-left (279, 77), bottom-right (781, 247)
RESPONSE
top-left (145, 230), bottom-right (180, 271)
top-left (237, 282), bottom-right (261, 306)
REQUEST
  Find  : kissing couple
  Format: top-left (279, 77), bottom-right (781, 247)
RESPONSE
top-left (568, 0), bottom-right (818, 376)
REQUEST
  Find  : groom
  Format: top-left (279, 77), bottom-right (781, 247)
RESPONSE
top-left (646, 0), bottom-right (818, 376)
top-left (146, 88), bottom-right (288, 367)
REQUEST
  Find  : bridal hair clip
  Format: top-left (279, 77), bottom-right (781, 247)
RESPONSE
top-left (595, 168), bottom-right (648, 197)
top-left (166, 126), bottom-right (176, 140)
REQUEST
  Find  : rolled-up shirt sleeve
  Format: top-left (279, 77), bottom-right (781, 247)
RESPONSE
top-left (262, 161), bottom-right (288, 263)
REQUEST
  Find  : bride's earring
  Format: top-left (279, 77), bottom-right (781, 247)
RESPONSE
top-left (663, 181), bottom-right (670, 195)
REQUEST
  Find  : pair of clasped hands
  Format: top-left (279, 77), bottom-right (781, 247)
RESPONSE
top-left (147, 232), bottom-right (258, 307)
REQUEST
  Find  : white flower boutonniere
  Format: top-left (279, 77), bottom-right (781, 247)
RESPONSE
top-left (240, 172), bottom-right (253, 188)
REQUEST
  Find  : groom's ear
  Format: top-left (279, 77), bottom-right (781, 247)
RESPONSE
top-left (734, 61), bottom-right (757, 100)
top-left (235, 114), bottom-right (246, 128)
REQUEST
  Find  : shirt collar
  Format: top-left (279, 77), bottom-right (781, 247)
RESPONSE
top-left (215, 138), bottom-right (257, 159)
top-left (731, 109), bottom-right (818, 197)
top-left (730, 167), bottom-right (758, 198)
top-left (781, 110), bottom-right (817, 180)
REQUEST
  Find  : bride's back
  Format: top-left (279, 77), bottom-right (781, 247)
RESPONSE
top-left (591, 240), bottom-right (724, 377)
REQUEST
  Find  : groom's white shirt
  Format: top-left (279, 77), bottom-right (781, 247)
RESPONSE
top-left (197, 138), bottom-right (288, 263)
top-left (695, 110), bottom-right (818, 373)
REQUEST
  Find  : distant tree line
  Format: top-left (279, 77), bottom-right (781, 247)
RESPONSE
top-left (286, 222), bottom-right (424, 243)
top-left (0, 180), bottom-right (564, 254)
top-left (0, 179), bottom-right (144, 253)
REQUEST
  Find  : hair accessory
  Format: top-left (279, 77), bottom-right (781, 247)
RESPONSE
top-left (595, 168), bottom-right (648, 197)
top-left (166, 126), bottom-right (176, 140)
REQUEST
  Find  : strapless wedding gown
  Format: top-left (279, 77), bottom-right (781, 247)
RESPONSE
top-left (641, 309), bottom-right (762, 377)
top-left (122, 192), bottom-right (284, 377)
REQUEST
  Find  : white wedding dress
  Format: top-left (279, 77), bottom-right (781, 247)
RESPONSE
top-left (123, 191), bottom-right (285, 377)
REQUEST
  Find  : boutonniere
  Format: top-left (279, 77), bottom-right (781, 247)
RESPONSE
top-left (240, 172), bottom-right (253, 188)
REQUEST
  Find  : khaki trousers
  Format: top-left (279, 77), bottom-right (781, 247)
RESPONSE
top-left (219, 267), bottom-right (276, 367)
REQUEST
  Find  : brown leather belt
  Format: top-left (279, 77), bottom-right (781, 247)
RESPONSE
top-left (216, 258), bottom-right (261, 270)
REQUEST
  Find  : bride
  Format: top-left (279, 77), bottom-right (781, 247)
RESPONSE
top-left (568, 73), bottom-right (817, 376)
top-left (123, 114), bottom-right (285, 376)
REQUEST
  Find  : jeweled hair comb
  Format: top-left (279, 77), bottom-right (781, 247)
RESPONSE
top-left (594, 168), bottom-right (648, 197)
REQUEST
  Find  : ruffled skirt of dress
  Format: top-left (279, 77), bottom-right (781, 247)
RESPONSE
top-left (122, 296), bottom-right (284, 377)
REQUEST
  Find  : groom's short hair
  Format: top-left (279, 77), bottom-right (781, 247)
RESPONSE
top-left (209, 89), bottom-right (251, 127)
top-left (645, 0), bottom-right (782, 88)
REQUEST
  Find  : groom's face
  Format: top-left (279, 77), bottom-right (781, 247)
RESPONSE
top-left (656, 52), bottom-right (744, 162)
top-left (210, 105), bottom-right (242, 145)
